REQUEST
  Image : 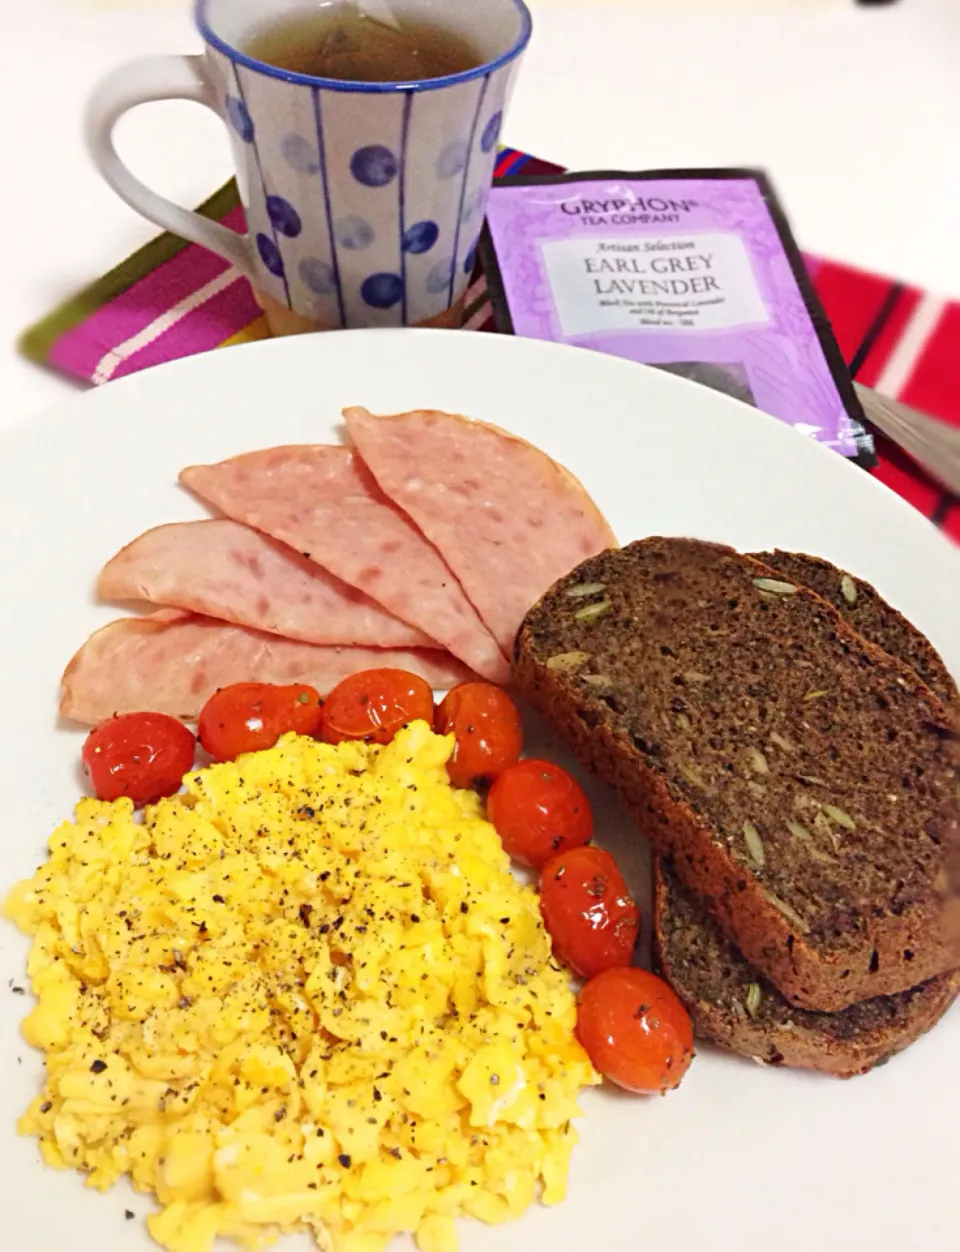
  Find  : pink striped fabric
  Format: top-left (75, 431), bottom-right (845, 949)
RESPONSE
top-left (49, 206), bottom-right (248, 379)
top-left (110, 277), bottom-right (260, 381)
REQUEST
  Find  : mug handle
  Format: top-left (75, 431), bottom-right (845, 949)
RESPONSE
top-left (85, 55), bottom-right (256, 283)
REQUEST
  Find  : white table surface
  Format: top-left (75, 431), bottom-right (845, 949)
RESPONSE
top-left (2, 0), bottom-right (959, 430)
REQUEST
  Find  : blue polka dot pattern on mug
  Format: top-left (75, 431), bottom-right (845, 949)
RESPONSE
top-left (299, 257), bottom-right (338, 297)
top-left (336, 216), bottom-right (375, 251)
top-left (361, 273), bottom-right (405, 309)
top-left (402, 221), bottom-right (440, 255)
top-left (280, 133), bottom-right (321, 175)
top-left (226, 96), bottom-right (254, 143)
top-left (460, 187), bottom-right (486, 227)
top-left (480, 111), bottom-right (503, 154)
top-left (425, 258), bottom-right (455, 296)
top-left (256, 234), bottom-right (285, 278)
top-left (351, 145), bottom-right (399, 188)
top-left (436, 140), bottom-right (468, 180)
top-left (266, 195), bottom-right (302, 238)
top-left (208, 17), bottom-right (528, 327)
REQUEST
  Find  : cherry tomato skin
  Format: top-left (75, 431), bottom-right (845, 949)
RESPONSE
top-left (321, 669), bottom-right (434, 746)
top-left (435, 683), bottom-right (523, 789)
top-left (577, 967), bottom-right (694, 1094)
top-left (487, 758), bottom-right (593, 869)
top-left (538, 846), bottom-right (639, 979)
top-left (198, 682), bottom-right (324, 762)
top-left (82, 712), bottom-right (196, 808)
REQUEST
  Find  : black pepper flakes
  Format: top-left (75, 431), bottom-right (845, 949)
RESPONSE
top-left (124, 1210), bottom-right (135, 1221)
top-left (90, 1060), bottom-right (107, 1074)
top-left (338, 1154), bottom-right (352, 1168)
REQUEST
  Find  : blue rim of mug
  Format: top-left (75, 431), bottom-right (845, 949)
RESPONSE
top-left (194, 0), bottom-right (533, 93)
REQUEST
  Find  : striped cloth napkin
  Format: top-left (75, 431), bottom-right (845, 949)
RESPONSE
top-left (19, 148), bottom-right (959, 542)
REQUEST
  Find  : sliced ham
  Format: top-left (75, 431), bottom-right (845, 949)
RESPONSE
top-left (342, 408), bottom-right (618, 656)
top-left (60, 613), bottom-right (474, 725)
top-left (98, 519), bottom-right (435, 649)
top-left (180, 446), bottom-right (509, 684)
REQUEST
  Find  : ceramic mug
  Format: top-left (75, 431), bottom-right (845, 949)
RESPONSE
top-left (86, 0), bottom-right (532, 334)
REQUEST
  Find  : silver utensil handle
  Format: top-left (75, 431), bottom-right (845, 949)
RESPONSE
top-left (856, 384), bottom-right (960, 497)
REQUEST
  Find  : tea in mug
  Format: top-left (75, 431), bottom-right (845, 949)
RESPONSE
top-left (243, 5), bottom-right (483, 83)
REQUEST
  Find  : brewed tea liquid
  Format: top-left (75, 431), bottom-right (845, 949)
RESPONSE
top-left (243, 6), bottom-right (483, 82)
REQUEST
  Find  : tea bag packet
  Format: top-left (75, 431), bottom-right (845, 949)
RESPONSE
top-left (481, 170), bottom-right (874, 463)
top-left (285, 2), bottom-right (476, 82)
top-left (315, 5), bottom-right (408, 79)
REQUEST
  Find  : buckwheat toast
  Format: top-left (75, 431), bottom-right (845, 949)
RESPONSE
top-left (513, 537), bottom-right (959, 1012)
top-left (654, 859), bottom-right (960, 1077)
top-left (752, 550), bottom-right (957, 710)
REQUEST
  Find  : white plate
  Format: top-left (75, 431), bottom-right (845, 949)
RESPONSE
top-left (1, 329), bottom-right (957, 1251)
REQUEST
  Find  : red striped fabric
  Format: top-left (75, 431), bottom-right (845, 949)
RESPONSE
top-left (899, 304), bottom-right (960, 431)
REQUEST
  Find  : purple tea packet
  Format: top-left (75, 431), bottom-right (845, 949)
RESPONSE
top-left (480, 170), bottom-right (874, 465)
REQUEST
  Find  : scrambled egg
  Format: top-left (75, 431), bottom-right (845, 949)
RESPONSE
top-left (4, 723), bottom-right (598, 1252)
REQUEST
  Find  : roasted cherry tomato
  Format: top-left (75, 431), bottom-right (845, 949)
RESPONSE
top-left (435, 683), bottom-right (523, 789)
top-left (198, 682), bottom-right (324, 762)
top-left (82, 712), bottom-right (196, 808)
top-left (487, 758), bottom-right (593, 869)
top-left (577, 967), bottom-right (694, 1094)
top-left (539, 845), bottom-right (639, 979)
top-left (321, 669), bottom-right (434, 746)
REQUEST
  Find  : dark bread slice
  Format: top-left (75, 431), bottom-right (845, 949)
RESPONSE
top-left (752, 550), bottom-right (958, 710)
top-left (654, 859), bottom-right (960, 1077)
top-left (513, 536), bottom-right (959, 1012)
top-left (756, 551), bottom-right (960, 953)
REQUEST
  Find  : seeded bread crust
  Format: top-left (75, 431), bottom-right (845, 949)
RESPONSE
top-left (513, 537), bottom-right (960, 1013)
top-left (653, 860), bottom-right (960, 1078)
top-left (752, 551), bottom-right (958, 710)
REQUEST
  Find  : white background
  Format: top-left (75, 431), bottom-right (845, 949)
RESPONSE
top-left (2, 0), bottom-right (959, 426)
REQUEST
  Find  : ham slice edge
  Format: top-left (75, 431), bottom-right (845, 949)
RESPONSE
top-left (60, 613), bottom-right (474, 726)
top-left (97, 519), bottom-right (437, 650)
top-left (342, 407), bottom-right (618, 657)
top-left (179, 445), bottom-right (509, 684)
